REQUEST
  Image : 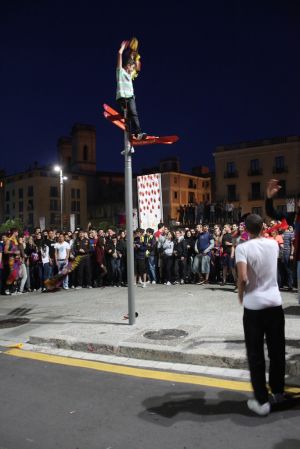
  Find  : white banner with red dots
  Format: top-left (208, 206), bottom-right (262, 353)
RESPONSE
top-left (137, 173), bottom-right (163, 230)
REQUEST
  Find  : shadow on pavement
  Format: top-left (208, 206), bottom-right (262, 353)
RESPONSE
top-left (273, 439), bottom-right (300, 449)
top-left (139, 390), bottom-right (300, 427)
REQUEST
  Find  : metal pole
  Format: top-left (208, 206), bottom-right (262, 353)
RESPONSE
top-left (124, 109), bottom-right (136, 325)
top-left (60, 170), bottom-right (63, 231)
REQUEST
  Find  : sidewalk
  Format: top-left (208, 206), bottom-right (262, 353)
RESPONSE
top-left (0, 284), bottom-right (299, 381)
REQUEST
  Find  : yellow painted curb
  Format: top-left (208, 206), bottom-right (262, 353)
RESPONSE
top-left (4, 349), bottom-right (300, 395)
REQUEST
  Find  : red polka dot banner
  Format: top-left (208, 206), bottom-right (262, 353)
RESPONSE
top-left (137, 173), bottom-right (163, 229)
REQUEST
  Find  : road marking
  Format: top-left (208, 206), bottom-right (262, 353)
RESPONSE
top-left (4, 348), bottom-right (300, 394)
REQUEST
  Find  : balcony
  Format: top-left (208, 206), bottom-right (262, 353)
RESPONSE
top-left (248, 192), bottom-right (264, 201)
top-left (272, 166), bottom-right (288, 174)
top-left (224, 171), bottom-right (238, 178)
top-left (248, 168), bottom-right (263, 176)
top-left (188, 181), bottom-right (197, 189)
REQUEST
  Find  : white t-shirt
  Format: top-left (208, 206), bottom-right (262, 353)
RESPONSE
top-left (54, 241), bottom-right (70, 260)
top-left (235, 237), bottom-right (282, 310)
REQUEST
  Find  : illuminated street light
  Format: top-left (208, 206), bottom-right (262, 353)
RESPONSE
top-left (53, 165), bottom-right (67, 230)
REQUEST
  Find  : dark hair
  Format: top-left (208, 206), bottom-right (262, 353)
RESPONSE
top-left (245, 214), bottom-right (263, 235)
top-left (124, 58), bottom-right (136, 67)
top-left (157, 223), bottom-right (164, 230)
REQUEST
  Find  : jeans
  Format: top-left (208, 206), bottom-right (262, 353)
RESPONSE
top-left (57, 261), bottom-right (69, 289)
top-left (19, 263), bottom-right (28, 292)
top-left (147, 256), bottom-right (157, 282)
top-left (243, 306), bottom-right (285, 404)
top-left (110, 258), bottom-right (122, 285)
top-left (38, 263), bottom-right (50, 288)
top-left (117, 97), bottom-right (141, 134)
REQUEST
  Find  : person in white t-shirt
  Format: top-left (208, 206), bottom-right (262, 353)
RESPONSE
top-left (236, 214), bottom-right (286, 416)
top-left (54, 233), bottom-right (70, 290)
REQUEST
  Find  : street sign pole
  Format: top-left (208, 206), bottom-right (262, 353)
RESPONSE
top-left (123, 108), bottom-right (136, 325)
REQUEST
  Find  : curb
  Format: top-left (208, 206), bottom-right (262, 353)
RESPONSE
top-left (29, 336), bottom-right (300, 377)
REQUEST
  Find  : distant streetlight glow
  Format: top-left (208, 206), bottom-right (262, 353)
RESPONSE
top-left (53, 165), bottom-right (67, 230)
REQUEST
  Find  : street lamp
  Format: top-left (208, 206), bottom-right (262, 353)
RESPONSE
top-left (54, 165), bottom-right (68, 231)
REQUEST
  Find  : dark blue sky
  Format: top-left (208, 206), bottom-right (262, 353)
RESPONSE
top-left (1, 1), bottom-right (299, 175)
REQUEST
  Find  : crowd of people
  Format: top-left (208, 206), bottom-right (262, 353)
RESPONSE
top-left (177, 201), bottom-right (242, 226)
top-left (0, 213), bottom-right (298, 297)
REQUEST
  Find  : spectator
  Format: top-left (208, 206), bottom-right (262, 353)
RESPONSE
top-left (55, 233), bottom-right (71, 290)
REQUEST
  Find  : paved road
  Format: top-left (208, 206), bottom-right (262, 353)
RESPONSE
top-left (1, 349), bottom-right (299, 449)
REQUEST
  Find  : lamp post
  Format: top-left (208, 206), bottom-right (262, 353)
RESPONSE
top-left (54, 165), bottom-right (68, 231)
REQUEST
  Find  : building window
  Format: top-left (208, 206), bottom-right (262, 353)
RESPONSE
top-left (250, 159), bottom-right (259, 171)
top-left (227, 185), bottom-right (236, 201)
top-left (174, 191), bottom-right (178, 199)
top-left (12, 189), bottom-right (15, 197)
top-left (19, 202), bottom-right (23, 212)
top-left (225, 162), bottom-right (238, 178)
top-left (28, 213), bottom-right (34, 225)
top-left (28, 186), bottom-right (34, 196)
top-left (252, 207), bottom-right (262, 215)
top-left (275, 156), bottom-right (284, 169)
top-left (277, 180), bottom-right (286, 198)
top-left (174, 177), bottom-right (177, 184)
top-left (188, 192), bottom-right (195, 203)
top-left (248, 159), bottom-right (262, 176)
top-left (18, 188), bottom-right (23, 199)
top-left (250, 182), bottom-right (261, 200)
top-left (5, 191), bottom-right (10, 201)
top-left (50, 199), bottom-right (58, 211)
top-left (50, 186), bottom-right (59, 197)
top-left (77, 189), bottom-right (80, 199)
top-left (83, 145), bottom-right (88, 161)
top-left (50, 213), bottom-right (58, 225)
top-left (273, 156), bottom-right (287, 174)
top-left (227, 162), bottom-right (236, 174)
top-left (5, 204), bottom-right (10, 214)
top-left (188, 179), bottom-right (196, 189)
top-left (28, 199), bottom-right (34, 210)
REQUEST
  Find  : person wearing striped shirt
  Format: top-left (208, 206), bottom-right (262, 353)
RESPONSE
top-left (116, 41), bottom-right (147, 140)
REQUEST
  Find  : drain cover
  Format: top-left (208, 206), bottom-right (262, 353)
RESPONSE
top-left (144, 329), bottom-right (188, 341)
top-left (0, 318), bottom-right (30, 329)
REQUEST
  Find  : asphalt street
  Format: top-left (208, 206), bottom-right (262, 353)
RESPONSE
top-left (1, 350), bottom-right (300, 449)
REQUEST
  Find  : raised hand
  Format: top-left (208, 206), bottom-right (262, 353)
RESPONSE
top-left (266, 179), bottom-right (282, 199)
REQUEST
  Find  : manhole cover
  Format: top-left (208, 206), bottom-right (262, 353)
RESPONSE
top-left (144, 329), bottom-right (188, 341)
top-left (0, 318), bottom-right (30, 329)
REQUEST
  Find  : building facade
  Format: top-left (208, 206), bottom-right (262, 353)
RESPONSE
top-left (1, 124), bottom-right (125, 230)
top-left (214, 136), bottom-right (300, 216)
top-left (134, 158), bottom-right (211, 224)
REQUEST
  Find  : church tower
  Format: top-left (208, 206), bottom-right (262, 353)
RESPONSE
top-left (71, 124), bottom-right (96, 173)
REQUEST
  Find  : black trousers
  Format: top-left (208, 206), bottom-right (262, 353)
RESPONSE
top-left (117, 97), bottom-right (141, 134)
top-left (243, 306), bottom-right (285, 404)
top-left (77, 256), bottom-right (92, 287)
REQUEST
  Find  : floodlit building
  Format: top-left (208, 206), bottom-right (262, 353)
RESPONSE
top-left (214, 135), bottom-right (300, 216)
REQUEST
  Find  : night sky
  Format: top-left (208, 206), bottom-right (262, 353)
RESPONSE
top-left (1, 1), bottom-right (300, 176)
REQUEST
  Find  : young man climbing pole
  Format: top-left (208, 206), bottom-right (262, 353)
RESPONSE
top-left (116, 39), bottom-right (147, 141)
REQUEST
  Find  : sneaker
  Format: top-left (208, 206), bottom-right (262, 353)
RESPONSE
top-left (269, 392), bottom-right (292, 404)
top-left (63, 286), bottom-right (69, 290)
top-left (180, 279), bottom-right (185, 285)
top-left (142, 282), bottom-right (146, 288)
top-left (165, 281), bottom-right (171, 286)
top-left (151, 280), bottom-right (156, 285)
top-left (247, 399), bottom-right (270, 416)
top-left (87, 285), bottom-right (93, 289)
top-left (5, 289), bottom-right (11, 295)
top-left (75, 286), bottom-right (82, 290)
top-left (135, 132), bottom-right (147, 141)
